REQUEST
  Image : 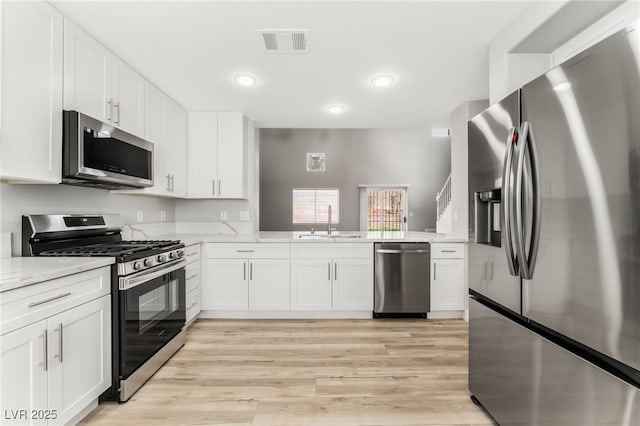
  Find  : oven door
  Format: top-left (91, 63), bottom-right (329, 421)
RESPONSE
top-left (118, 259), bottom-right (186, 379)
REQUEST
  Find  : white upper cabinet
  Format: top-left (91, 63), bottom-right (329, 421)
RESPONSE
top-left (111, 58), bottom-right (145, 137)
top-left (187, 112), bottom-right (249, 199)
top-left (113, 82), bottom-right (187, 197)
top-left (0, 1), bottom-right (63, 183)
top-left (165, 98), bottom-right (188, 197)
top-left (63, 19), bottom-right (145, 138)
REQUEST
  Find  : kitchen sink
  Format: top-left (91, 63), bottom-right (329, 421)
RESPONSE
top-left (296, 232), bottom-right (362, 239)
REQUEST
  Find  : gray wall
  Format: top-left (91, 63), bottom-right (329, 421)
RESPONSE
top-left (0, 183), bottom-right (175, 255)
top-left (259, 128), bottom-right (450, 231)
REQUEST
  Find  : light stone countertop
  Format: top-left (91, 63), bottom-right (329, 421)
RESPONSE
top-left (0, 257), bottom-right (115, 293)
top-left (159, 231), bottom-right (467, 245)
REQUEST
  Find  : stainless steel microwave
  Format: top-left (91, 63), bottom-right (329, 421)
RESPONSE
top-left (63, 110), bottom-right (153, 190)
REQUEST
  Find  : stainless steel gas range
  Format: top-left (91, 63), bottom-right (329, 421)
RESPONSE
top-left (22, 214), bottom-right (187, 402)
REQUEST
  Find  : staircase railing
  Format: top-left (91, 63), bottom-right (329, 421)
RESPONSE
top-left (436, 173), bottom-right (452, 222)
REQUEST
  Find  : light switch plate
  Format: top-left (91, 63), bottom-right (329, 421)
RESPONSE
top-left (160, 210), bottom-right (167, 222)
top-left (136, 210), bottom-right (144, 223)
top-left (220, 210), bottom-right (228, 220)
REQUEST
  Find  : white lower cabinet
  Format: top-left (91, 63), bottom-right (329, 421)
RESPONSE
top-left (290, 244), bottom-right (374, 312)
top-left (202, 258), bottom-right (248, 310)
top-left (332, 258), bottom-right (374, 311)
top-left (0, 294), bottom-right (110, 425)
top-left (248, 259), bottom-right (290, 310)
top-left (430, 243), bottom-right (466, 312)
top-left (290, 260), bottom-right (333, 311)
top-left (184, 244), bottom-right (202, 325)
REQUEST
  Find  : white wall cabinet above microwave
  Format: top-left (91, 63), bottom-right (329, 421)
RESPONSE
top-left (63, 19), bottom-right (145, 139)
top-left (187, 112), bottom-right (249, 199)
top-left (0, 1), bottom-right (63, 184)
top-left (114, 82), bottom-right (187, 198)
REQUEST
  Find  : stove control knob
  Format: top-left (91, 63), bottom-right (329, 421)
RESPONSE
top-left (157, 254), bottom-right (167, 263)
top-left (177, 250), bottom-right (184, 258)
top-left (144, 259), bottom-right (153, 267)
top-left (133, 261), bottom-right (142, 270)
top-left (169, 252), bottom-right (176, 259)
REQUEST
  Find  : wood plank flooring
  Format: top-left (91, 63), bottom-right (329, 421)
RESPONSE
top-left (81, 319), bottom-right (492, 426)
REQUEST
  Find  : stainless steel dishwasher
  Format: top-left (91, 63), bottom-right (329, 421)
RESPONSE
top-left (373, 242), bottom-right (430, 318)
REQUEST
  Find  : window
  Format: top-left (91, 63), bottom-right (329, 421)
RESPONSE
top-left (292, 189), bottom-right (339, 224)
top-left (359, 186), bottom-right (408, 232)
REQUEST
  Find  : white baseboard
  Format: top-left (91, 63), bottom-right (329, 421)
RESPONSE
top-left (199, 310), bottom-right (373, 319)
top-left (427, 310), bottom-right (464, 319)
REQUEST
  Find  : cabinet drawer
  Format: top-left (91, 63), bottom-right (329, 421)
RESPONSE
top-left (186, 287), bottom-right (200, 323)
top-left (184, 244), bottom-right (201, 264)
top-left (431, 243), bottom-right (464, 259)
top-left (205, 243), bottom-right (289, 259)
top-left (291, 243), bottom-right (373, 259)
top-left (186, 264), bottom-right (200, 294)
top-left (1, 267), bottom-right (111, 335)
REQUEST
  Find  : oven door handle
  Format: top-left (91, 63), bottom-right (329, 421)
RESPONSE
top-left (119, 259), bottom-right (187, 291)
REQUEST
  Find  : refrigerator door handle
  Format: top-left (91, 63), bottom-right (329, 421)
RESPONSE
top-left (502, 126), bottom-right (519, 276)
top-left (514, 121), bottom-right (542, 279)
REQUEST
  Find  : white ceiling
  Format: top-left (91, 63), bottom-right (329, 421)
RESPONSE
top-left (52, 1), bottom-right (537, 129)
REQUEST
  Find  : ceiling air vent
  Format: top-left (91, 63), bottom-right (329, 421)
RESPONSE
top-left (259, 29), bottom-right (309, 53)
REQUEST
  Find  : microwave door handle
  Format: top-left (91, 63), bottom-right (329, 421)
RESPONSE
top-left (502, 126), bottom-right (519, 276)
top-left (522, 122), bottom-right (542, 279)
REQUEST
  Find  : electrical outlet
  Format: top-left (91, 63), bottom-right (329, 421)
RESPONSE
top-left (239, 210), bottom-right (250, 221)
top-left (136, 210), bottom-right (144, 223)
top-left (220, 210), bottom-right (228, 220)
top-left (160, 210), bottom-right (167, 222)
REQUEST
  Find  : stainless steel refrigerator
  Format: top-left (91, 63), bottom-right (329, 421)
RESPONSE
top-left (467, 23), bottom-right (640, 425)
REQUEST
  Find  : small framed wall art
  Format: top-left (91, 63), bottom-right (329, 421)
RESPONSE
top-left (306, 153), bottom-right (326, 172)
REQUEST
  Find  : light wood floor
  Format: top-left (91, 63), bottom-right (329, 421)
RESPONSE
top-left (81, 319), bottom-right (492, 426)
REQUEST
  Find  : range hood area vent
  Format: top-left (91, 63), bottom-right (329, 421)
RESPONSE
top-left (259, 29), bottom-right (309, 53)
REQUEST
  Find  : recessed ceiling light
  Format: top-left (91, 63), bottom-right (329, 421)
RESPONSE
top-left (234, 74), bottom-right (257, 87)
top-left (371, 74), bottom-right (395, 88)
top-left (324, 104), bottom-right (345, 114)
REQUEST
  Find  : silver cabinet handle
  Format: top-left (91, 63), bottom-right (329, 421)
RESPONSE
top-left (166, 174), bottom-right (171, 192)
top-left (483, 262), bottom-right (487, 280)
top-left (249, 262), bottom-right (253, 281)
top-left (212, 179), bottom-right (216, 196)
top-left (42, 329), bottom-right (48, 371)
top-left (218, 180), bottom-right (221, 196)
top-left (57, 323), bottom-right (63, 363)
top-left (334, 262), bottom-right (337, 280)
top-left (490, 262), bottom-right (494, 281)
top-left (114, 102), bottom-right (120, 125)
top-left (236, 250), bottom-right (255, 253)
top-left (441, 250), bottom-right (457, 253)
top-left (170, 174), bottom-right (175, 192)
top-left (328, 262), bottom-right (331, 281)
top-left (433, 263), bottom-right (437, 281)
top-left (243, 262), bottom-right (246, 280)
top-left (28, 292), bottom-right (72, 308)
top-left (106, 98), bottom-right (113, 122)
top-left (187, 274), bottom-right (199, 280)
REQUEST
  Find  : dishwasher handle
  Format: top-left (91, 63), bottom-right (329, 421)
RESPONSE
top-left (376, 249), bottom-right (430, 254)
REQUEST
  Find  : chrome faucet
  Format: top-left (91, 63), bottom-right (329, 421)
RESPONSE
top-left (327, 205), bottom-right (333, 235)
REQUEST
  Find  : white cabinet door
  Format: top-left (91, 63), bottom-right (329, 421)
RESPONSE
top-left (166, 98), bottom-right (187, 197)
top-left (0, 320), bottom-right (49, 424)
top-left (142, 82), bottom-right (168, 195)
top-left (0, 1), bottom-right (63, 183)
top-left (202, 259), bottom-right (248, 310)
top-left (48, 295), bottom-right (111, 424)
top-left (290, 260), bottom-right (332, 311)
top-left (111, 58), bottom-right (145, 138)
top-left (63, 18), bottom-right (111, 124)
top-left (217, 112), bottom-right (248, 199)
top-left (249, 259), bottom-right (290, 311)
top-left (431, 258), bottom-right (465, 311)
top-left (187, 112), bottom-right (218, 198)
top-left (332, 258), bottom-right (373, 311)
